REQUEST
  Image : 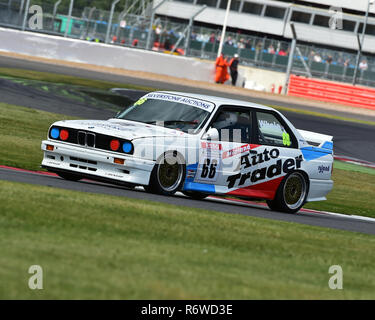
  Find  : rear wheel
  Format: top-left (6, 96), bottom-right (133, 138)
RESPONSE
top-left (182, 191), bottom-right (208, 200)
top-left (267, 172), bottom-right (308, 214)
top-left (57, 172), bottom-right (82, 182)
top-left (146, 152), bottom-right (186, 196)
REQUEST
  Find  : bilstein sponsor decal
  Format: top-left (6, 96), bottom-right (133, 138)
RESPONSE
top-left (227, 148), bottom-right (303, 188)
top-left (222, 144), bottom-right (259, 159)
top-left (201, 142), bottom-right (222, 151)
top-left (318, 165), bottom-right (330, 174)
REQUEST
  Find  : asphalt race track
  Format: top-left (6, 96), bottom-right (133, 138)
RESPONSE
top-left (1, 166), bottom-right (374, 235)
top-left (0, 55), bottom-right (374, 234)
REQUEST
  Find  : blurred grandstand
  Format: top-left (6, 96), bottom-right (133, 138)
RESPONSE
top-left (1, 0), bottom-right (375, 87)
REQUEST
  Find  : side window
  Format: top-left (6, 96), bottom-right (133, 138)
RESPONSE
top-left (255, 111), bottom-right (294, 148)
top-left (211, 109), bottom-right (251, 143)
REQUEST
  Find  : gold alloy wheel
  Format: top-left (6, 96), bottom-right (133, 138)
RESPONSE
top-left (156, 154), bottom-right (184, 192)
top-left (283, 172), bottom-right (307, 210)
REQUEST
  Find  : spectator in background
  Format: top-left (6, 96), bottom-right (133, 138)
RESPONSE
top-left (111, 35), bottom-right (118, 44)
top-left (309, 50), bottom-right (315, 60)
top-left (255, 41), bottom-right (262, 53)
top-left (132, 39), bottom-right (138, 47)
top-left (245, 39), bottom-right (252, 49)
top-left (359, 59), bottom-right (368, 71)
top-left (155, 24), bottom-right (162, 42)
top-left (229, 54), bottom-right (240, 86)
top-left (314, 53), bottom-right (322, 63)
top-left (278, 48), bottom-right (287, 56)
top-left (164, 35), bottom-right (172, 51)
top-left (225, 36), bottom-right (234, 46)
top-left (238, 38), bottom-right (245, 49)
top-left (326, 55), bottom-right (333, 64)
top-left (268, 45), bottom-right (275, 54)
top-left (209, 33), bottom-right (216, 43)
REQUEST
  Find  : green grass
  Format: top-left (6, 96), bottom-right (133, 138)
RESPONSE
top-left (334, 160), bottom-right (375, 176)
top-left (304, 167), bottom-right (375, 217)
top-left (0, 179), bottom-right (374, 299)
top-left (1, 102), bottom-right (374, 218)
top-left (0, 67), bottom-right (157, 92)
top-left (0, 103), bottom-right (77, 171)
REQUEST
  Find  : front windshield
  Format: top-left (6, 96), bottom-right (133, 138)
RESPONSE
top-left (116, 94), bottom-right (213, 134)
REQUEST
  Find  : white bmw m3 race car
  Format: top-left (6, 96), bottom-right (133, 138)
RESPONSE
top-left (41, 91), bottom-right (334, 213)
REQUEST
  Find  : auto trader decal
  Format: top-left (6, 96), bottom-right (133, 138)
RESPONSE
top-left (227, 148), bottom-right (303, 189)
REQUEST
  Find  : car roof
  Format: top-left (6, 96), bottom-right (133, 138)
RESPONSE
top-left (155, 91), bottom-right (275, 112)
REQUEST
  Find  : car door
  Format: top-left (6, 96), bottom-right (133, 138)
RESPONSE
top-left (196, 106), bottom-right (254, 193)
top-left (230, 109), bottom-right (303, 199)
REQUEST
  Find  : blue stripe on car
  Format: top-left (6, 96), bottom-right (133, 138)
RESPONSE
top-left (301, 146), bottom-right (332, 161)
top-left (321, 141), bottom-right (333, 150)
top-left (183, 182), bottom-right (216, 194)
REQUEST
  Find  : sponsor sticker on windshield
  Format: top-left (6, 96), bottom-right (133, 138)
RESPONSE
top-left (144, 93), bottom-right (215, 112)
top-left (134, 98), bottom-right (147, 106)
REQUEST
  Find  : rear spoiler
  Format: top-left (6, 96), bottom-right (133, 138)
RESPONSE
top-left (298, 129), bottom-right (333, 151)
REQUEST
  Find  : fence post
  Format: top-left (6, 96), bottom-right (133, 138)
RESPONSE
top-left (21, 0), bottom-right (30, 30)
top-left (105, 0), bottom-right (120, 44)
top-left (284, 23), bottom-right (297, 94)
top-left (184, 5), bottom-right (206, 56)
top-left (353, 0), bottom-right (373, 86)
top-left (52, 0), bottom-right (62, 31)
top-left (18, 0), bottom-right (25, 25)
top-left (146, 0), bottom-right (168, 50)
top-left (64, 0), bottom-right (74, 37)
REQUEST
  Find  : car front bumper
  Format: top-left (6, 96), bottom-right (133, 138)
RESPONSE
top-left (41, 140), bottom-right (155, 186)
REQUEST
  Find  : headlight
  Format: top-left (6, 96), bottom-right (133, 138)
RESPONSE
top-left (122, 142), bottom-right (133, 154)
top-left (50, 127), bottom-right (60, 139)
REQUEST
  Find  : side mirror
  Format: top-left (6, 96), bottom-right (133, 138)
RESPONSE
top-left (202, 127), bottom-right (219, 141)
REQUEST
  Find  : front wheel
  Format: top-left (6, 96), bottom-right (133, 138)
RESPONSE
top-left (267, 172), bottom-right (308, 214)
top-left (147, 151), bottom-right (186, 196)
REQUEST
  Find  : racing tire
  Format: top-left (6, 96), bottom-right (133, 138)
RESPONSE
top-left (182, 191), bottom-right (208, 200)
top-left (143, 185), bottom-right (154, 193)
top-left (147, 151), bottom-right (186, 196)
top-left (266, 172), bottom-right (308, 214)
top-left (57, 172), bottom-right (82, 182)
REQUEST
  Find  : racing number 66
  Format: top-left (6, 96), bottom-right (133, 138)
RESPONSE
top-left (201, 158), bottom-right (217, 179)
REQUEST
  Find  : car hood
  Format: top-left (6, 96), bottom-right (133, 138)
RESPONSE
top-left (53, 119), bottom-right (189, 140)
